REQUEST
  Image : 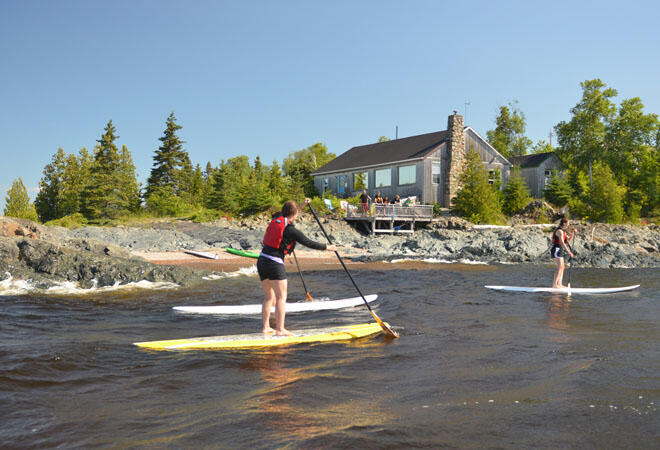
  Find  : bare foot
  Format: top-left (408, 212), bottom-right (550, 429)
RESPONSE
top-left (275, 328), bottom-right (293, 336)
top-left (262, 327), bottom-right (275, 335)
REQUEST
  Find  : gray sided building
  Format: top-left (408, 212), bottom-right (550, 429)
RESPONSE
top-left (508, 152), bottom-right (564, 198)
top-left (312, 114), bottom-right (511, 206)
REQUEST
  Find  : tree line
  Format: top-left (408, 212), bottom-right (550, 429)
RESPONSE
top-left (4, 78), bottom-right (659, 225)
top-left (4, 112), bottom-right (336, 225)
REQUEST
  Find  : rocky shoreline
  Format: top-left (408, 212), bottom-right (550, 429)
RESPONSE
top-left (1, 215), bottom-right (659, 290)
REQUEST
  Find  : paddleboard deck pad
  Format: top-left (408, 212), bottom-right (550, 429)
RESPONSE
top-left (134, 322), bottom-right (385, 350)
top-left (173, 294), bottom-right (378, 315)
top-left (225, 248), bottom-right (259, 259)
top-left (485, 284), bottom-right (640, 294)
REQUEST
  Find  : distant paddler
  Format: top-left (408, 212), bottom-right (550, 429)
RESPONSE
top-left (550, 218), bottom-right (575, 289)
top-left (258, 198), bottom-right (336, 336)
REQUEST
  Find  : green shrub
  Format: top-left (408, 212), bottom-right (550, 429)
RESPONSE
top-left (44, 213), bottom-right (88, 228)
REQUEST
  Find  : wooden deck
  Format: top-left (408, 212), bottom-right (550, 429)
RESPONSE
top-left (345, 204), bottom-right (434, 235)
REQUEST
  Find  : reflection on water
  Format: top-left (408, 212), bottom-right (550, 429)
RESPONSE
top-left (0, 263), bottom-right (657, 448)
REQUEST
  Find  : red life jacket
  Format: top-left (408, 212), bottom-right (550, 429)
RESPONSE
top-left (552, 227), bottom-right (568, 245)
top-left (263, 215), bottom-right (295, 254)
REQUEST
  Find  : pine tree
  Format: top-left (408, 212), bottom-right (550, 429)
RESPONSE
top-left (82, 120), bottom-right (127, 220)
top-left (4, 177), bottom-right (39, 221)
top-left (145, 112), bottom-right (192, 203)
top-left (268, 160), bottom-right (285, 201)
top-left (452, 149), bottom-right (503, 224)
top-left (118, 145), bottom-right (141, 212)
top-left (502, 166), bottom-right (532, 215)
top-left (34, 148), bottom-right (67, 221)
top-left (543, 171), bottom-right (574, 207)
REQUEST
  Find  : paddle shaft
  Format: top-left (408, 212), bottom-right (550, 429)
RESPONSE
top-left (306, 204), bottom-right (375, 314)
top-left (566, 229), bottom-right (577, 287)
top-left (291, 250), bottom-right (313, 301)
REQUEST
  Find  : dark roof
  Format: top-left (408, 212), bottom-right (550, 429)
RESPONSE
top-left (313, 130), bottom-right (450, 175)
top-left (508, 152), bottom-right (557, 168)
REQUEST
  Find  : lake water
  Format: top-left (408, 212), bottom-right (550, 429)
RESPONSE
top-left (1, 262), bottom-right (658, 448)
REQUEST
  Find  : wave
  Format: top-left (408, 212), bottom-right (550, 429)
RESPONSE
top-left (0, 265), bottom-right (259, 296)
top-left (204, 265), bottom-right (258, 280)
top-left (385, 258), bottom-right (489, 265)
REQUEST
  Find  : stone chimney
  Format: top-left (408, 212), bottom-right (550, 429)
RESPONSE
top-left (444, 112), bottom-right (465, 206)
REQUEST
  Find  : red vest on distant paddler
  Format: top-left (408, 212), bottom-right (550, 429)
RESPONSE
top-left (263, 216), bottom-right (295, 254)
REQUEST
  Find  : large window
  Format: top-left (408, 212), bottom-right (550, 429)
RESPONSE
top-left (398, 164), bottom-right (416, 185)
top-left (375, 168), bottom-right (391, 187)
top-left (432, 162), bottom-right (441, 184)
top-left (353, 171), bottom-right (368, 190)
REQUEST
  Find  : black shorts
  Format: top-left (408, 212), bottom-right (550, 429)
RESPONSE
top-left (257, 256), bottom-right (287, 281)
top-left (550, 245), bottom-right (564, 259)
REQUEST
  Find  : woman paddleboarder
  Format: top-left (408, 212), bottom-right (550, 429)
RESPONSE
top-left (258, 198), bottom-right (336, 335)
top-left (550, 218), bottom-right (575, 289)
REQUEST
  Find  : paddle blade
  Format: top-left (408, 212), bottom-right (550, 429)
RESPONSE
top-left (370, 310), bottom-right (399, 338)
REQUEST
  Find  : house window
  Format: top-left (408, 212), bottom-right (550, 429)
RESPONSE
top-left (398, 165), bottom-right (416, 185)
top-left (353, 171), bottom-right (368, 190)
top-left (432, 162), bottom-right (441, 184)
top-left (544, 170), bottom-right (552, 187)
top-left (488, 170), bottom-right (496, 185)
top-left (323, 178), bottom-right (329, 193)
top-left (375, 168), bottom-right (391, 187)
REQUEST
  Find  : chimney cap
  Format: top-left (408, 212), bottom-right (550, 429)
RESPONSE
top-left (453, 110), bottom-right (458, 115)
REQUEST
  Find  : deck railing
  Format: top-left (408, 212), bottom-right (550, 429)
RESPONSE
top-left (345, 203), bottom-right (434, 219)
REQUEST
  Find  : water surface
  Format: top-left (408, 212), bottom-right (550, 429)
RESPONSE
top-left (1, 262), bottom-right (657, 448)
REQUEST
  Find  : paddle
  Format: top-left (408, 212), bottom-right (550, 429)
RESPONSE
top-left (307, 203), bottom-right (399, 338)
top-left (566, 229), bottom-right (577, 295)
top-left (291, 249), bottom-right (314, 301)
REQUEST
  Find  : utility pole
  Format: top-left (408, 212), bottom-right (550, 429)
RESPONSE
top-left (549, 128), bottom-right (553, 147)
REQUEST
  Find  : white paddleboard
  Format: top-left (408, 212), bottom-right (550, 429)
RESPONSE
top-left (173, 294), bottom-right (378, 314)
top-left (485, 285), bottom-right (640, 294)
top-left (184, 250), bottom-right (219, 260)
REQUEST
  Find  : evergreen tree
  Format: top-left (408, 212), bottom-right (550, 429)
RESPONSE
top-left (268, 160), bottom-right (285, 201)
top-left (543, 171), bottom-right (574, 207)
top-left (82, 121), bottom-right (130, 220)
top-left (452, 149), bottom-right (503, 224)
top-left (34, 148), bottom-right (67, 222)
top-left (590, 162), bottom-right (624, 223)
top-left (502, 166), bottom-right (532, 215)
top-left (60, 148), bottom-right (94, 216)
top-left (207, 156), bottom-right (251, 214)
top-left (189, 164), bottom-right (206, 207)
top-left (118, 145), bottom-right (141, 212)
top-left (145, 112), bottom-right (192, 202)
top-left (4, 177), bottom-right (38, 221)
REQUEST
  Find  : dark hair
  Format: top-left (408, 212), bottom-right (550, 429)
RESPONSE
top-left (282, 201), bottom-right (300, 218)
top-left (559, 218), bottom-right (569, 227)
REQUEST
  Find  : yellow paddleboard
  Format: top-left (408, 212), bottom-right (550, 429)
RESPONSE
top-left (134, 322), bottom-right (385, 350)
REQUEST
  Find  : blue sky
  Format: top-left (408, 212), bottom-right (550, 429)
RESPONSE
top-left (1, 0), bottom-right (659, 210)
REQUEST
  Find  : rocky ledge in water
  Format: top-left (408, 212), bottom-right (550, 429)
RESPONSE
top-left (0, 218), bottom-right (211, 289)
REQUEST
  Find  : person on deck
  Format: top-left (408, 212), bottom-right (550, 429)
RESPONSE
top-left (258, 198), bottom-right (337, 335)
top-left (374, 192), bottom-right (383, 204)
top-left (360, 189), bottom-right (371, 215)
top-left (391, 194), bottom-right (401, 204)
top-left (550, 218), bottom-right (575, 289)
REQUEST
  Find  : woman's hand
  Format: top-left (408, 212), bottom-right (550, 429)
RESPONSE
top-left (303, 198), bottom-right (311, 205)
